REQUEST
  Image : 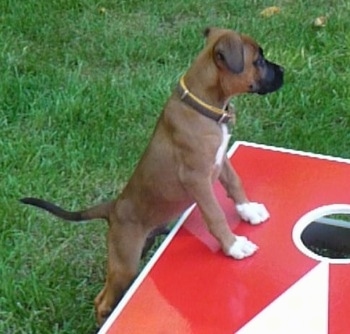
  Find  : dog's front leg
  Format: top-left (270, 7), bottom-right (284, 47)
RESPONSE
top-left (182, 174), bottom-right (257, 259)
top-left (219, 157), bottom-right (270, 225)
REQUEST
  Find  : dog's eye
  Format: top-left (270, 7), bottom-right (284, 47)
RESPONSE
top-left (254, 57), bottom-right (265, 67)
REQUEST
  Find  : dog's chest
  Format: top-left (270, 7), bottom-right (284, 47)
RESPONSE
top-left (215, 124), bottom-right (231, 166)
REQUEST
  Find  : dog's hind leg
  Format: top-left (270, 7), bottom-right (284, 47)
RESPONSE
top-left (94, 216), bottom-right (147, 326)
top-left (141, 226), bottom-right (171, 258)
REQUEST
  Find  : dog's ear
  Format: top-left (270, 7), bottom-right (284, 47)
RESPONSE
top-left (203, 26), bottom-right (221, 39)
top-left (203, 27), bottom-right (212, 38)
top-left (213, 33), bottom-right (244, 74)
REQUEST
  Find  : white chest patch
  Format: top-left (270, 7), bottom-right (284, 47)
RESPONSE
top-left (215, 124), bottom-right (231, 166)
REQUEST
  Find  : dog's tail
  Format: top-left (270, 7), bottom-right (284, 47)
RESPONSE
top-left (19, 197), bottom-right (113, 222)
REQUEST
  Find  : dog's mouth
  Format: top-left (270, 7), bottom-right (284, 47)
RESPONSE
top-left (252, 62), bottom-right (284, 95)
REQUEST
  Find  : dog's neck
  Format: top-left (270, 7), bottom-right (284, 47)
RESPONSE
top-left (177, 75), bottom-right (234, 124)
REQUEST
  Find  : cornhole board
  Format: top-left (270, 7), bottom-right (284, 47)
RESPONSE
top-left (98, 141), bottom-right (350, 334)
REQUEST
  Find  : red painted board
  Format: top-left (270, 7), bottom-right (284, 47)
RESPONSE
top-left (98, 141), bottom-right (350, 334)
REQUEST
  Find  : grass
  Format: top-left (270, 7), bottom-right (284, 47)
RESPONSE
top-left (309, 245), bottom-right (350, 259)
top-left (1, 0), bottom-right (350, 332)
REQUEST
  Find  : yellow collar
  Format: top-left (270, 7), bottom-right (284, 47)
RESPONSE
top-left (177, 75), bottom-right (233, 123)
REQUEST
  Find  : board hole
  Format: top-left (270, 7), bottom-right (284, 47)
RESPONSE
top-left (293, 205), bottom-right (350, 264)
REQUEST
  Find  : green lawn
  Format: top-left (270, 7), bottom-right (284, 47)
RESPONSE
top-left (1, 0), bottom-right (350, 333)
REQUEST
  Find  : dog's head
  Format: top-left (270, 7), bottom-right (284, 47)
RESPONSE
top-left (203, 27), bottom-right (284, 96)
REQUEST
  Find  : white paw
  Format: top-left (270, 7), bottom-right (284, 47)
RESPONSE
top-left (236, 202), bottom-right (270, 225)
top-left (228, 236), bottom-right (258, 259)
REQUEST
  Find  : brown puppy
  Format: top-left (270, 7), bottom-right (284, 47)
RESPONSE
top-left (20, 27), bottom-right (284, 325)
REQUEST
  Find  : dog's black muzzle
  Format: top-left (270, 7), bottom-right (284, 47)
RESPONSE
top-left (253, 61), bottom-right (284, 95)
